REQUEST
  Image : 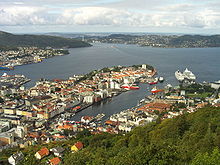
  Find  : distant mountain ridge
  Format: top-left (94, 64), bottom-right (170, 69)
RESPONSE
top-left (168, 34), bottom-right (220, 47)
top-left (0, 31), bottom-right (91, 48)
top-left (86, 33), bottom-right (220, 48)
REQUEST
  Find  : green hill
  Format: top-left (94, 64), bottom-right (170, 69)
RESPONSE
top-left (169, 35), bottom-right (220, 47)
top-left (1, 107), bottom-right (220, 165)
top-left (0, 31), bottom-right (91, 49)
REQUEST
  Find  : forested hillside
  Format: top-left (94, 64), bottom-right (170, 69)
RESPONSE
top-left (1, 107), bottom-right (220, 165)
top-left (0, 31), bottom-right (91, 49)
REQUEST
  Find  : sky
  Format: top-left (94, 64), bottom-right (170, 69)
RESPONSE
top-left (0, 0), bottom-right (220, 34)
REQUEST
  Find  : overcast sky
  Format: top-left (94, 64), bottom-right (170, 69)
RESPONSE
top-left (0, 0), bottom-right (220, 34)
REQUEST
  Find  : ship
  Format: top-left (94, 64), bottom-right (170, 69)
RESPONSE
top-left (175, 70), bottom-right (185, 81)
top-left (151, 86), bottom-right (164, 94)
top-left (149, 81), bottom-right (158, 85)
top-left (121, 84), bottom-right (140, 90)
top-left (183, 68), bottom-right (196, 80)
top-left (148, 77), bottom-right (158, 85)
top-left (175, 68), bottom-right (196, 82)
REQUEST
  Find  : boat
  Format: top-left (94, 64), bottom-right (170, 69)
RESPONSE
top-left (94, 113), bottom-right (105, 121)
top-left (175, 70), bottom-right (185, 81)
top-left (175, 68), bottom-right (196, 82)
top-left (148, 81), bottom-right (158, 85)
top-left (72, 106), bottom-right (81, 112)
top-left (1, 73), bottom-right (8, 77)
top-left (151, 86), bottom-right (164, 94)
top-left (158, 77), bottom-right (164, 83)
top-left (183, 68), bottom-right (196, 80)
top-left (121, 84), bottom-right (140, 90)
top-left (148, 77), bottom-right (158, 85)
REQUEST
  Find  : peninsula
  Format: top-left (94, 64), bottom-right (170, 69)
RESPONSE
top-left (0, 31), bottom-right (91, 49)
top-left (0, 31), bottom-right (92, 70)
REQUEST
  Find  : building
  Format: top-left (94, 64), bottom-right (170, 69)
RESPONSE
top-left (142, 64), bottom-right (147, 70)
top-left (0, 120), bottom-right (11, 133)
top-left (81, 116), bottom-right (94, 124)
top-left (50, 147), bottom-right (65, 157)
top-left (83, 95), bottom-right (94, 104)
top-left (3, 109), bottom-right (16, 115)
top-left (118, 123), bottom-right (133, 132)
top-left (8, 152), bottom-right (24, 165)
top-left (71, 141), bottom-right (83, 152)
top-left (0, 132), bottom-right (14, 146)
top-left (35, 147), bottom-right (49, 159)
top-left (49, 157), bottom-right (61, 165)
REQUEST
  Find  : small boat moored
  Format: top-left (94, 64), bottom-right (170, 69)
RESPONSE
top-left (151, 86), bottom-right (164, 94)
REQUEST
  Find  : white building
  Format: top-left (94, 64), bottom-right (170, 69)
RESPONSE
top-left (110, 80), bottom-right (121, 89)
top-left (118, 123), bottom-right (133, 132)
top-left (8, 152), bottom-right (24, 165)
top-left (83, 95), bottom-right (94, 104)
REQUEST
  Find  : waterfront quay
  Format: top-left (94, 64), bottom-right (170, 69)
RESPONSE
top-left (0, 73), bottom-right (30, 89)
top-left (0, 64), bottom-right (156, 150)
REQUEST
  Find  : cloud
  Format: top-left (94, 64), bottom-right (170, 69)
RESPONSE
top-left (57, 7), bottom-right (132, 26)
top-left (0, 6), bottom-right (48, 25)
top-left (13, 2), bottom-right (24, 5)
top-left (157, 4), bottom-right (195, 12)
top-left (55, 7), bottom-right (220, 29)
top-left (0, 2), bottom-right (220, 32)
top-left (182, 9), bottom-right (220, 28)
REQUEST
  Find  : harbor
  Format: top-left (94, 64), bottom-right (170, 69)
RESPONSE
top-left (0, 43), bottom-right (220, 153)
top-left (0, 64), bottom-right (161, 148)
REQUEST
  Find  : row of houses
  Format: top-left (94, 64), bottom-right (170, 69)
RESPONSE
top-left (8, 141), bottom-right (84, 165)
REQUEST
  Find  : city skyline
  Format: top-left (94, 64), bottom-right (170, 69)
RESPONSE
top-left (0, 0), bottom-right (220, 34)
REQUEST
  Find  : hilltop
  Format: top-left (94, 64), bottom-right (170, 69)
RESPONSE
top-left (1, 107), bottom-right (220, 164)
top-left (0, 31), bottom-right (91, 49)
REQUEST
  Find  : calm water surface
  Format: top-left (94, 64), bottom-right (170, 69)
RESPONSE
top-left (4, 43), bottom-right (220, 120)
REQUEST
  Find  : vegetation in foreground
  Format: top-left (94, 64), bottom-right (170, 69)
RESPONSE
top-left (1, 107), bottom-right (220, 164)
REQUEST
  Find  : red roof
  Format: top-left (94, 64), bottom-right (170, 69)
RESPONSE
top-left (49, 157), bottom-right (61, 165)
top-left (82, 116), bottom-right (94, 121)
top-left (105, 120), bottom-right (119, 126)
top-left (74, 141), bottom-right (83, 150)
top-left (214, 103), bottom-right (220, 107)
top-left (37, 147), bottom-right (49, 158)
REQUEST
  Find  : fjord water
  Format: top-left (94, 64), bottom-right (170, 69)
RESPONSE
top-left (4, 43), bottom-right (220, 120)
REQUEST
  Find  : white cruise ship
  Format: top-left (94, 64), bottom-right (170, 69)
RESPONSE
top-left (175, 68), bottom-right (196, 82)
top-left (175, 70), bottom-right (185, 81)
top-left (183, 68), bottom-right (196, 80)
